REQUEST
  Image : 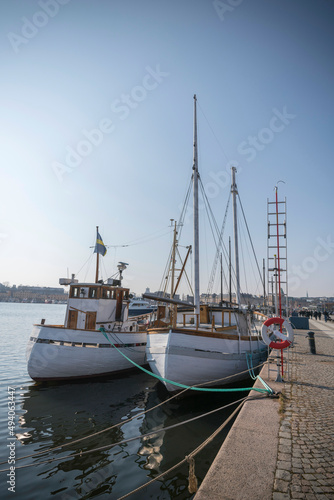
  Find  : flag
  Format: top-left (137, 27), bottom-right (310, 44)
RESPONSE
top-left (94, 232), bottom-right (107, 256)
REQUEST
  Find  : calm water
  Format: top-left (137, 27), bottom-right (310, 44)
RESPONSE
top-left (0, 303), bottom-right (250, 500)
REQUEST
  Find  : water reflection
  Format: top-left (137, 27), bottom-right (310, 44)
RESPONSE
top-left (13, 372), bottom-right (249, 499)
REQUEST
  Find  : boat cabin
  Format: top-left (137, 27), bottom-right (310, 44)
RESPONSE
top-left (65, 282), bottom-right (130, 330)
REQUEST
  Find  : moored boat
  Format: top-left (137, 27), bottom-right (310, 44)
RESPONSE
top-left (128, 298), bottom-right (156, 317)
top-left (145, 96), bottom-right (268, 393)
top-left (26, 229), bottom-right (148, 381)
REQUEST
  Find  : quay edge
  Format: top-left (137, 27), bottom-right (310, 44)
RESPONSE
top-left (195, 366), bottom-right (282, 500)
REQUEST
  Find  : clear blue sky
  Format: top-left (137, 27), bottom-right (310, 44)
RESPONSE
top-left (0, 0), bottom-right (333, 298)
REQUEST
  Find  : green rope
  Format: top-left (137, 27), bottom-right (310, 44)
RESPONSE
top-left (246, 352), bottom-right (257, 380)
top-left (100, 330), bottom-right (272, 394)
top-left (246, 352), bottom-right (274, 393)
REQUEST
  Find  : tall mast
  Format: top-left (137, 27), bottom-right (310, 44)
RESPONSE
top-left (193, 94), bottom-right (200, 315)
top-left (229, 236), bottom-right (232, 304)
top-left (95, 225), bottom-right (99, 283)
top-left (231, 167), bottom-right (241, 306)
top-left (220, 253), bottom-right (223, 306)
top-left (171, 220), bottom-right (177, 298)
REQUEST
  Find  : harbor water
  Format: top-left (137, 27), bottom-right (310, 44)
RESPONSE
top-left (0, 303), bottom-right (253, 499)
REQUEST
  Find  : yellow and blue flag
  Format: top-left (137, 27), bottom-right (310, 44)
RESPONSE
top-left (94, 232), bottom-right (107, 256)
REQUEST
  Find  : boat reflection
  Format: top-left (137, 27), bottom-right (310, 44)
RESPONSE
top-left (16, 371), bottom-right (253, 499)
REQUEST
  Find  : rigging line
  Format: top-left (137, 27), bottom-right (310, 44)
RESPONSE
top-left (198, 181), bottom-right (224, 270)
top-left (0, 395), bottom-right (260, 473)
top-left (178, 177), bottom-right (193, 241)
top-left (198, 177), bottom-right (231, 266)
top-left (238, 220), bottom-right (249, 296)
top-left (121, 226), bottom-right (171, 246)
top-left (75, 252), bottom-right (94, 278)
top-left (239, 216), bottom-right (261, 297)
top-left (207, 193), bottom-right (231, 295)
top-left (238, 195), bottom-right (264, 289)
top-left (197, 101), bottom-right (231, 165)
top-left (159, 243), bottom-right (174, 295)
top-left (200, 184), bottom-right (219, 251)
top-left (199, 178), bottom-right (220, 240)
top-left (175, 246), bottom-right (194, 296)
top-left (100, 255), bottom-right (108, 281)
top-left (83, 254), bottom-right (94, 283)
top-left (123, 229), bottom-right (172, 248)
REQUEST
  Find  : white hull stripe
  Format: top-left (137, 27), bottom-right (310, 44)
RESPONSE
top-left (29, 337), bottom-right (146, 348)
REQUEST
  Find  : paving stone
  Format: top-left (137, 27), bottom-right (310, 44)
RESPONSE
top-left (273, 325), bottom-right (334, 498)
top-left (276, 469), bottom-right (292, 481)
top-left (273, 493), bottom-right (290, 500)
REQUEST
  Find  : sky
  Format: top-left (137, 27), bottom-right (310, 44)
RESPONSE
top-left (0, 0), bottom-right (334, 298)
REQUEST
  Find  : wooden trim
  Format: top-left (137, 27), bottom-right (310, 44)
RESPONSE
top-left (147, 327), bottom-right (260, 341)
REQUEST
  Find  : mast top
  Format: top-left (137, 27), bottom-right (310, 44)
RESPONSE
top-left (231, 166), bottom-right (238, 194)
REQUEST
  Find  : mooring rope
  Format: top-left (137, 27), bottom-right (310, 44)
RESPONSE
top-left (0, 395), bottom-right (266, 473)
top-left (0, 357), bottom-right (269, 468)
top-left (0, 385), bottom-right (190, 466)
top-left (117, 397), bottom-right (250, 499)
top-left (100, 330), bottom-right (272, 394)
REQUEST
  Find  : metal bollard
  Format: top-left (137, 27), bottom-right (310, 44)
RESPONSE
top-left (306, 331), bottom-right (316, 354)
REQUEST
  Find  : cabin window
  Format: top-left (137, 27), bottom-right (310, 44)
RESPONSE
top-left (71, 287), bottom-right (80, 298)
top-left (89, 287), bottom-right (98, 298)
top-left (102, 288), bottom-right (111, 299)
top-left (124, 291), bottom-right (129, 300)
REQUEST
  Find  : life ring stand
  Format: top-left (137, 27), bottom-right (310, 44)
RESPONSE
top-left (261, 317), bottom-right (293, 350)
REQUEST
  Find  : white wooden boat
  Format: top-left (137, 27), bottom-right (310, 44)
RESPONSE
top-left (145, 96), bottom-right (267, 393)
top-left (26, 229), bottom-right (147, 381)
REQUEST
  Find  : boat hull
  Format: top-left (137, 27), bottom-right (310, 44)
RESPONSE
top-left (146, 328), bottom-right (267, 392)
top-left (26, 324), bottom-right (147, 381)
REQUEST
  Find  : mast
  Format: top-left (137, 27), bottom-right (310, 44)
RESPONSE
top-left (220, 253), bottom-right (223, 306)
top-left (231, 167), bottom-right (241, 306)
top-left (193, 94), bottom-right (200, 315)
top-left (95, 226), bottom-right (99, 283)
top-left (171, 220), bottom-right (177, 298)
top-left (229, 236), bottom-right (232, 304)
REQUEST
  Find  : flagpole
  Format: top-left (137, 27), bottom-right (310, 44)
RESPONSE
top-left (95, 226), bottom-right (99, 283)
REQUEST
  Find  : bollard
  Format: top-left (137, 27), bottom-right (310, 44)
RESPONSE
top-left (306, 331), bottom-right (316, 354)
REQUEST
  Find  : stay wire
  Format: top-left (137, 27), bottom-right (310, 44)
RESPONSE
top-left (238, 195), bottom-right (264, 290)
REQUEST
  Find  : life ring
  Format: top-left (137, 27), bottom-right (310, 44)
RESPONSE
top-left (261, 317), bottom-right (293, 350)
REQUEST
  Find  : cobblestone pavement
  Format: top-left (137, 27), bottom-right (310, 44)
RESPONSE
top-left (273, 321), bottom-right (334, 500)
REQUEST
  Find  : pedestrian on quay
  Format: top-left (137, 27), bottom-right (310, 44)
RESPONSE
top-left (314, 311), bottom-right (318, 320)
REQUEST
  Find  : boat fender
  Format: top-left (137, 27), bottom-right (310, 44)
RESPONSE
top-left (261, 317), bottom-right (293, 350)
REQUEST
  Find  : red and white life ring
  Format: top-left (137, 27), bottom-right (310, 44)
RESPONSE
top-left (261, 317), bottom-right (293, 350)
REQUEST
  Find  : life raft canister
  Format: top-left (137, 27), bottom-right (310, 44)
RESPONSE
top-left (261, 317), bottom-right (293, 350)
